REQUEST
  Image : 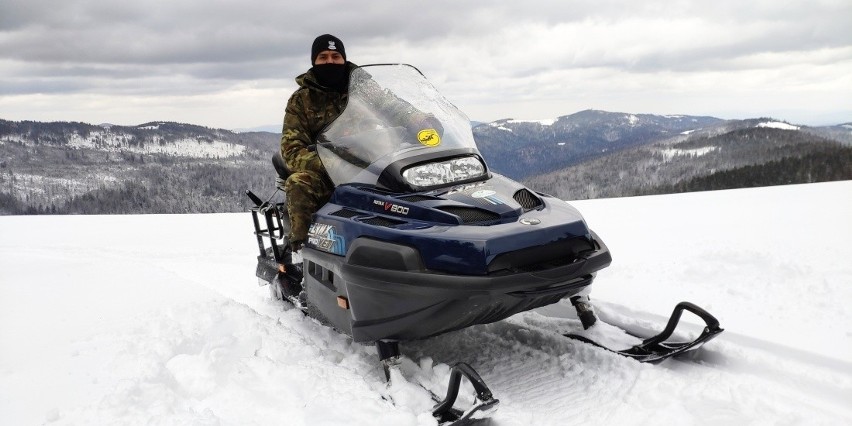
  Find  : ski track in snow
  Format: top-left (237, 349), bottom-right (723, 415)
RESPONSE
top-left (1, 181), bottom-right (851, 425)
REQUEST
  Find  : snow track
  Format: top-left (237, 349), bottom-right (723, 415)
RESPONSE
top-left (2, 181), bottom-right (851, 425)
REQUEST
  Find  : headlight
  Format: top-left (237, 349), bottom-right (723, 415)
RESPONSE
top-left (402, 156), bottom-right (486, 187)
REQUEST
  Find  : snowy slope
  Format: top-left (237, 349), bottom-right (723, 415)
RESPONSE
top-left (1, 181), bottom-right (850, 425)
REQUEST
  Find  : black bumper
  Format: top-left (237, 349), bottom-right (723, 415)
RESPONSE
top-left (302, 235), bottom-right (612, 342)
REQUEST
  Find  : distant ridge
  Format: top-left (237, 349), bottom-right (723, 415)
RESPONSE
top-left (2, 112), bottom-right (850, 214)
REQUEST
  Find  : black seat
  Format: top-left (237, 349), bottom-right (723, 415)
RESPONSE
top-left (272, 152), bottom-right (291, 180)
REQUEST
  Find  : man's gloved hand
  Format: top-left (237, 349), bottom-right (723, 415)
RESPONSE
top-left (407, 112), bottom-right (444, 138)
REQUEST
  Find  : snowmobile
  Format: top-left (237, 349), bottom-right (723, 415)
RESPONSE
top-left (247, 64), bottom-right (723, 425)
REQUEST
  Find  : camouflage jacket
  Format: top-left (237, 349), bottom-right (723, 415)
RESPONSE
top-left (279, 63), bottom-right (357, 177)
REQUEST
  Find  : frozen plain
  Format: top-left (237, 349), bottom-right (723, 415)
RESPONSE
top-left (1, 181), bottom-right (850, 425)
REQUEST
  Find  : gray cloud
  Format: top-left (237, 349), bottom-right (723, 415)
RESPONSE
top-left (1, 0), bottom-right (850, 127)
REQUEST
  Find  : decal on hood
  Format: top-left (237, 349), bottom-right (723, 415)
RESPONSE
top-left (470, 189), bottom-right (505, 205)
top-left (308, 223), bottom-right (346, 255)
top-left (373, 199), bottom-right (410, 215)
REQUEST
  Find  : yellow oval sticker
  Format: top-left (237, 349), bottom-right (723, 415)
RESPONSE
top-left (417, 129), bottom-right (441, 147)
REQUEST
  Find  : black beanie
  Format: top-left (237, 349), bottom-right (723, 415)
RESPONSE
top-left (311, 34), bottom-right (346, 64)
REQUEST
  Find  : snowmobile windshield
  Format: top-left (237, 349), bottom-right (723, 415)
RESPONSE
top-left (316, 64), bottom-right (483, 189)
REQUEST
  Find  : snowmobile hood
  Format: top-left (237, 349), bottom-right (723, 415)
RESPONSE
top-left (315, 178), bottom-right (596, 276)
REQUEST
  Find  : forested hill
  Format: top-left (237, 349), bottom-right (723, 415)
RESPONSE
top-left (0, 120), bottom-right (280, 214)
top-left (2, 116), bottom-right (849, 215)
top-left (0, 120), bottom-right (275, 153)
top-left (473, 110), bottom-right (724, 180)
top-left (522, 122), bottom-right (852, 200)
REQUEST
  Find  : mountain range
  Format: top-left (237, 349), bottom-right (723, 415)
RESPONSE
top-left (469, 110), bottom-right (851, 199)
top-left (1, 112), bottom-right (849, 214)
top-left (474, 110), bottom-right (724, 179)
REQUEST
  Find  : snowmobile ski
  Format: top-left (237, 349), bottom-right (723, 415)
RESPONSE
top-left (564, 301), bottom-right (723, 363)
top-left (431, 362), bottom-right (499, 425)
top-left (378, 341), bottom-right (498, 425)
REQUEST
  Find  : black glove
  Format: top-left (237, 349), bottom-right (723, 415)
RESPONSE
top-left (422, 115), bottom-right (444, 136)
top-left (407, 113), bottom-right (444, 137)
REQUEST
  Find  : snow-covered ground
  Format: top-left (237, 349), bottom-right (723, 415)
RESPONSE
top-left (66, 132), bottom-right (246, 158)
top-left (506, 119), bottom-right (558, 126)
top-left (659, 146), bottom-right (718, 160)
top-left (1, 181), bottom-right (850, 425)
top-left (1, 131), bottom-right (245, 158)
top-left (757, 121), bottom-right (800, 131)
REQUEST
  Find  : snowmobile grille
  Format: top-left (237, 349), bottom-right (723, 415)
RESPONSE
top-left (488, 237), bottom-right (595, 273)
top-left (437, 206), bottom-right (501, 224)
top-left (330, 208), bottom-right (361, 219)
top-left (513, 189), bottom-right (543, 211)
top-left (359, 216), bottom-right (406, 228)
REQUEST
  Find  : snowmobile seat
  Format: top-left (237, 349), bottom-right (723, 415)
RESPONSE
top-left (272, 152), bottom-right (291, 180)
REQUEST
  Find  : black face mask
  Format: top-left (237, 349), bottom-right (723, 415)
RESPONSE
top-left (312, 63), bottom-right (348, 93)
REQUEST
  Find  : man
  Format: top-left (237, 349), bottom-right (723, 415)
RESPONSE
top-left (279, 34), bottom-right (354, 252)
top-left (279, 34), bottom-right (440, 252)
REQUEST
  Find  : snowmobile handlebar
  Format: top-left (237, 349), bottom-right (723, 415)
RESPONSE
top-left (245, 189), bottom-right (265, 208)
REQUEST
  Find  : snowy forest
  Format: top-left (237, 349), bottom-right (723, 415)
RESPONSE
top-left (1, 114), bottom-right (850, 215)
top-left (0, 120), bottom-right (278, 214)
top-left (522, 122), bottom-right (852, 200)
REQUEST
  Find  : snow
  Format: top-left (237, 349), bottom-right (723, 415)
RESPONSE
top-left (488, 118), bottom-right (557, 130)
top-left (0, 134), bottom-right (27, 145)
top-left (680, 129), bottom-right (699, 135)
top-left (0, 171), bottom-right (121, 207)
top-left (506, 119), bottom-right (557, 126)
top-left (65, 132), bottom-right (245, 158)
top-left (660, 146), bottom-right (718, 159)
top-left (757, 121), bottom-right (800, 130)
top-left (1, 131), bottom-right (243, 158)
top-left (486, 122), bottom-right (514, 132)
top-left (626, 114), bottom-right (639, 125)
top-left (1, 181), bottom-right (851, 425)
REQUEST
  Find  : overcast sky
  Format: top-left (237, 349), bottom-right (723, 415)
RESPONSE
top-left (1, 0), bottom-right (850, 129)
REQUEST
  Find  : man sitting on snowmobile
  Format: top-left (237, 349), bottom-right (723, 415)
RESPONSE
top-left (279, 34), bottom-right (440, 252)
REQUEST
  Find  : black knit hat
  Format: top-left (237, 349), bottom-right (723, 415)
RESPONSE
top-left (311, 34), bottom-right (346, 64)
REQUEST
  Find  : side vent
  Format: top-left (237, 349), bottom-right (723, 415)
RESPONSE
top-left (437, 206), bottom-right (500, 224)
top-left (513, 189), bottom-right (543, 211)
top-left (307, 261), bottom-right (336, 291)
top-left (359, 216), bottom-right (406, 228)
top-left (330, 208), bottom-right (361, 219)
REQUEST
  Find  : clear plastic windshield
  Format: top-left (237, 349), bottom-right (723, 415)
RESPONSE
top-left (317, 64), bottom-right (479, 186)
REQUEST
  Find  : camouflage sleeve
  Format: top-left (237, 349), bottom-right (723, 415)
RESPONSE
top-left (280, 92), bottom-right (324, 175)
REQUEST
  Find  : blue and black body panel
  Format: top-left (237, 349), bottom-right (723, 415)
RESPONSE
top-left (301, 174), bottom-right (612, 343)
